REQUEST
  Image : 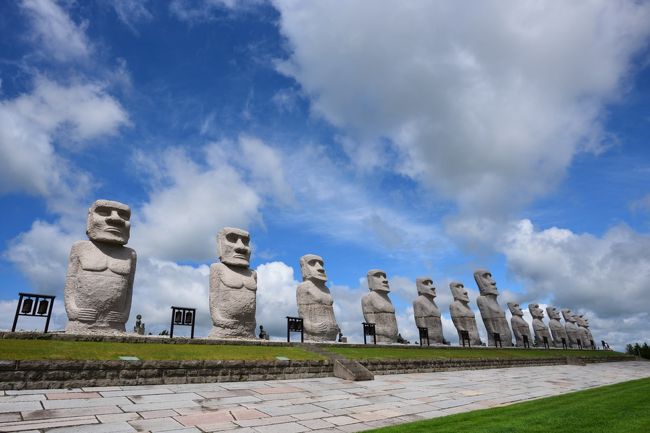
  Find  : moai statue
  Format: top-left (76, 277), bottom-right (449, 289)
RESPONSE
top-left (412, 277), bottom-right (444, 344)
top-left (296, 254), bottom-right (340, 342)
top-left (507, 302), bottom-right (532, 347)
top-left (449, 282), bottom-right (482, 346)
top-left (546, 306), bottom-right (568, 348)
top-left (361, 269), bottom-right (398, 343)
top-left (209, 227), bottom-right (257, 339)
top-left (474, 269), bottom-right (513, 347)
top-left (64, 200), bottom-right (136, 334)
top-left (258, 325), bottom-right (269, 340)
top-left (528, 303), bottom-right (552, 347)
top-left (562, 308), bottom-right (580, 348)
top-left (574, 314), bottom-right (594, 349)
top-left (133, 314), bottom-right (145, 335)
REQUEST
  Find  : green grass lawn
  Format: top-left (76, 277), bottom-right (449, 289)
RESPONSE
top-left (327, 346), bottom-right (628, 360)
top-left (0, 339), bottom-right (324, 361)
top-left (367, 377), bottom-right (650, 433)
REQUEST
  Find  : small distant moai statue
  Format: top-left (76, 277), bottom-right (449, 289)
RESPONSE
top-left (64, 200), bottom-right (136, 334)
top-left (209, 227), bottom-right (257, 339)
top-left (133, 314), bottom-right (145, 335)
top-left (474, 269), bottom-right (513, 347)
top-left (296, 254), bottom-right (340, 342)
top-left (258, 325), bottom-right (269, 340)
top-left (528, 303), bottom-right (552, 347)
top-left (449, 282), bottom-right (482, 346)
top-left (412, 277), bottom-right (444, 344)
top-left (338, 331), bottom-right (347, 343)
top-left (546, 306), bottom-right (568, 348)
top-left (562, 308), bottom-right (580, 348)
top-left (507, 302), bottom-right (532, 347)
top-left (574, 314), bottom-right (593, 349)
top-left (361, 269), bottom-right (398, 343)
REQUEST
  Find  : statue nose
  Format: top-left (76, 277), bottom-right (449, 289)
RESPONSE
top-left (107, 211), bottom-right (125, 225)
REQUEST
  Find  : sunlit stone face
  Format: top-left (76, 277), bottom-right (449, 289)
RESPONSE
top-left (367, 269), bottom-right (390, 293)
top-left (546, 306), bottom-right (561, 320)
top-left (528, 303), bottom-right (545, 320)
top-left (474, 269), bottom-right (498, 295)
top-left (218, 227), bottom-right (251, 266)
top-left (300, 254), bottom-right (327, 282)
top-left (562, 308), bottom-right (576, 323)
top-left (508, 302), bottom-right (524, 316)
top-left (86, 200), bottom-right (131, 245)
top-left (416, 278), bottom-right (436, 297)
top-left (450, 281), bottom-right (469, 302)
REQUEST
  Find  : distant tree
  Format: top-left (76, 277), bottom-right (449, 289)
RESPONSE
top-left (625, 342), bottom-right (650, 359)
top-left (159, 329), bottom-right (169, 336)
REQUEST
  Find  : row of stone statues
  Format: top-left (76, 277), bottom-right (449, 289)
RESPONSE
top-left (62, 200), bottom-right (594, 349)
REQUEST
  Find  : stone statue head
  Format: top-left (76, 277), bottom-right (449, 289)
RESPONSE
top-left (218, 227), bottom-right (251, 266)
top-left (574, 314), bottom-right (587, 327)
top-left (546, 306), bottom-right (561, 320)
top-left (507, 302), bottom-right (524, 317)
top-left (367, 269), bottom-right (390, 293)
top-left (561, 308), bottom-right (576, 323)
top-left (528, 303), bottom-right (544, 320)
top-left (473, 269), bottom-right (498, 295)
top-left (86, 199), bottom-right (131, 245)
top-left (416, 277), bottom-right (436, 298)
top-left (450, 281), bottom-right (469, 303)
top-left (300, 254), bottom-right (327, 282)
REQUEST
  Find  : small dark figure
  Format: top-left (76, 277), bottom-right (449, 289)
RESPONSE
top-left (602, 340), bottom-right (610, 350)
top-left (133, 314), bottom-right (145, 335)
top-left (259, 325), bottom-right (269, 340)
top-left (338, 331), bottom-right (347, 343)
top-left (397, 333), bottom-right (410, 344)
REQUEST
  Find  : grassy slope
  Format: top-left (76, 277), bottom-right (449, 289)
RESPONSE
top-left (367, 377), bottom-right (650, 433)
top-left (0, 339), bottom-right (324, 361)
top-left (328, 346), bottom-right (627, 360)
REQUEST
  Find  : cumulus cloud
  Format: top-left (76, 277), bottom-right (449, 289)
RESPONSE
top-left (21, 0), bottom-right (91, 62)
top-left (169, 0), bottom-right (260, 23)
top-left (111, 0), bottom-right (153, 33)
top-left (275, 0), bottom-right (650, 216)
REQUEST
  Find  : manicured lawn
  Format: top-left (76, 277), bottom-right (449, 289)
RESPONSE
top-left (366, 377), bottom-right (650, 433)
top-left (0, 339), bottom-right (324, 361)
top-left (327, 346), bottom-right (628, 360)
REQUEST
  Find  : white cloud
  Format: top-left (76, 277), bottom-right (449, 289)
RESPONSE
top-left (21, 0), bottom-right (91, 62)
top-left (111, 0), bottom-right (153, 33)
top-left (274, 0), bottom-right (650, 216)
top-left (255, 261), bottom-right (298, 339)
top-left (169, 0), bottom-right (259, 23)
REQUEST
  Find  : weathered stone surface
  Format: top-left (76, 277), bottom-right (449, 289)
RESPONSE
top-left (562, 309), bottom-right (580, 348)
top-left (65, 200), bottom-right (136, 335)
top-left (448, 282), bottom-right (482, 346)
top-left (473, 269), bottom-right (513, 347)
top-left (546, 306), bottom-right (568, 348)
top-left (296, 254), bottom-right (340, 342)
top-left (507, 302), bottom-right (532, 347)
top-left (528, 303), bottom-right (552, 347)
top-left (361, 270), bottom-right (398, 343)
top-left (412, 278), bottom-right (444, 344)
top-left (574, 314), bottom-right (594, 348)
top-left (208, 227), bottom-right (257, 339)
top-left (333, 360), bottom-right (374, 381)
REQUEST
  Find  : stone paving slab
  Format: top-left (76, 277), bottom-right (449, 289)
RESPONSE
top-left (0, 361), bottom-right (647, 432)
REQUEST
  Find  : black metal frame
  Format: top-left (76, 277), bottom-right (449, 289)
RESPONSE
top-left (576, 338), bottom-right (583, 350)
top-left (590, 339), bottom-right (595, 350)
top-left (561, 337), bottom-right (568, 350)
top-left (286, 316), bottom-right (304, 343)
top-left (522, 334), bottom-right (530, 349)
top-left (363, 322), bottom-right (376, 345)
top-left (170, 306), bottom-right (196, 339)
top-left (542, 336), bottom-right (550, 349)
top-left (418, 327), bottom-right (429, 347)
top-left (493, 332), bottom-right (502, 348)
top-left (459, 330), bottom-right (471, 348)
top-left (12, 293), bottom-right (55, 333)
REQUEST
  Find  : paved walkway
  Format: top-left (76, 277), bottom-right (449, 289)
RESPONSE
top-left (1, 361), bottom-right (649, 433)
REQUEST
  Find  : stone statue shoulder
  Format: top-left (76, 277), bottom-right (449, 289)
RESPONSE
top-left (72, 240), bottom-right (135, 275)
top-left (211, 262), bottom-right (257, 291)
top-left (414, 296), bottom-right (439, 317)
top-left (450, 300), bottom-right (474, 318)
top-left (297, 281), bottom-right (332, 305)
top-left (362, 291), bottom-right (394, 313)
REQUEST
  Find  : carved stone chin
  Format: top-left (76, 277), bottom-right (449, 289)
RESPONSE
top-left (413, 277), bottom-right (444, 344)
top-left (209, 227), bottom-right (257, 339)
top-left (296, 254), bottom-right (340, 342)
top-left (448, 282), bottom-right (482, 346)
top-left (474, 269), bottom-right (513, 347)
top-left (507, 302), bottom-right (532, 347)
top-left (362, 269), bottom-right (398, 343)
top-left (65, 199), bottom-right (136, 335)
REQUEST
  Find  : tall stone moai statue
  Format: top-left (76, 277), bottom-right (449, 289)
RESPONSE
top-left (412, 277), bottom-right (444, 344)
top-left (449, 282), bottom-right (482, 346)
top-left (507, 302), bottom-right (532, 347)
top-left (546, 306), bottom-right (568, 347)
top-left (528, 303), bottom-right (552, 347)
top-left (296, 254), bottom-right (340, 342)
top-left (562, 308), bottom-right (580, 348)
top-left (575, 314), bottom-right (594, 348)
top-left (64, 200), bottom-right (136, 334)
top-left (209, 227), bottom-right (257, 339)
top-left (474, 269), bottom-right (513, 346)
top-left (361, 269), bottom-right (398, 343)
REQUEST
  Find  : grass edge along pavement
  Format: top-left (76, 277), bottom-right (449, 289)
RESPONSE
top-left (0, 338), bottom-right (630, 361)
top-left (366, 376), bottom-right (650, 433)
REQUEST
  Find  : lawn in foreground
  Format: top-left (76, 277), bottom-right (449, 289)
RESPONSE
top-left (367, 377), bottom-right (650, 433)
top-left (327, 345), bottom-right (627, 360)
top-left (0, 339), bottom-right (324, 361)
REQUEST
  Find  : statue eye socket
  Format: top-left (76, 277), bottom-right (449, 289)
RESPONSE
top-left (95, 207), bottom-right (110, 216)
top-left (241, 237), bottom-right (250, 246)
top-left (117, 210), bottom-right (130, 219)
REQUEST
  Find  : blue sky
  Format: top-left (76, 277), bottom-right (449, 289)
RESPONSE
top-left (1, 0), bottom-right (649, 349)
